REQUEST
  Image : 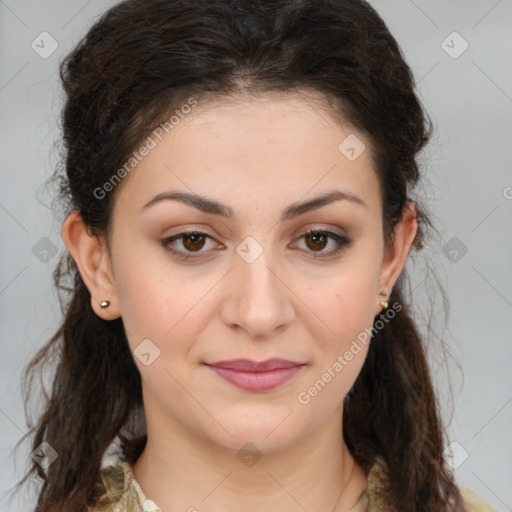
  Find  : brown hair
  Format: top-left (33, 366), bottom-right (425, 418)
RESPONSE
top-left (13, 0), bottom-right (467, 510)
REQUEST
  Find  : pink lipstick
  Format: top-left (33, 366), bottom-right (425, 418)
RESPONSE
top-left (204, 358), bottom-right (305, 392)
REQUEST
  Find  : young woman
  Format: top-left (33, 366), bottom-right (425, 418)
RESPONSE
top-left (16, 0), bottom-right (497, 511)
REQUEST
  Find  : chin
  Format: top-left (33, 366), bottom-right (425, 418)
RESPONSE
top-left (199, 410), bottom-right (305, 456)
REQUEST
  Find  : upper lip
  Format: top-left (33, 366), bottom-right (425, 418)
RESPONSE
top-left (204, 358), bottom-right (304, 372)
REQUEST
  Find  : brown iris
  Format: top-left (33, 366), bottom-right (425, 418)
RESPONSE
top-left (182, 233), bottom-right (207, 251)
top-left (304, 231), bottom-right (328, 251)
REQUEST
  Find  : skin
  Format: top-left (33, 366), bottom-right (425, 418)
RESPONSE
top-left (62, 90), bottom-right (417, 512)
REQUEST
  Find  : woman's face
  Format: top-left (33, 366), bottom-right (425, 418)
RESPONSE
top-left (104, 91), bottom-right (408, 453)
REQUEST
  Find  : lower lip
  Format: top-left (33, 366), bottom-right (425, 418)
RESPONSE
top-left (206, 365), bottom-right (304, 392)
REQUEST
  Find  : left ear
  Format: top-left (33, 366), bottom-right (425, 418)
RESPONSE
top-left (375, 201), bottom-right (418, 314)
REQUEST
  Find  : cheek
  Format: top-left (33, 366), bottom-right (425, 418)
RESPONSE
top-left (295, 276), bottom-right (376, 414)
top-left (114, 257), bottom-right (217, 355)
top-left (303, 265), bottom-right (379, 345)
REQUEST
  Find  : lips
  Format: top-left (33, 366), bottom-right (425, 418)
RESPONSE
top-left (204, 358), bottom-right (305, 392)
top-left (206, 358), bottom-right (303, 371)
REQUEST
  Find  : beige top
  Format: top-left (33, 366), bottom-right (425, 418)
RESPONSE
top-left (90, 455), bottom-right (498, 512)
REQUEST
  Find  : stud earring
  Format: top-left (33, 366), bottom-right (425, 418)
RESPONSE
top-left (100, 300), bottom-right (110, 308)
top-left (379, 291), bottom-right (388, 309)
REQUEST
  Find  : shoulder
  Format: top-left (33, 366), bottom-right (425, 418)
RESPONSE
top-left (88, 460), bottom-right (161, 512)
top-left (460, 487), bottom-right (499, 512)
top-left (87, 462), bottom-right (125, 512)
top-left (358, 456), bottom-right (498, 512)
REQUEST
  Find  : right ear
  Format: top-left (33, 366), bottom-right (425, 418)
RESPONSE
top-left (61, 210), bottom-right (121, 321)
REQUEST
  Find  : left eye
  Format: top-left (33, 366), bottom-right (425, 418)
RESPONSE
top-left (162, 229), bottom-right (352, 260)
top-left (293, 229), bottom-right (352, 257)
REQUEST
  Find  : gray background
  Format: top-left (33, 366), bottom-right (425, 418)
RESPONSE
top-left (1, 0), bottom-right (511, 510)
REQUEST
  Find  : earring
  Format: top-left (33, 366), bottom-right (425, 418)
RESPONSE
top-left (379, 291), bottom-right (388, 309)
top-left (100, 300), bottom-right (110, 308)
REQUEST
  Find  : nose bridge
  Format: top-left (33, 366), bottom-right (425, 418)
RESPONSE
top-left (227, 235), bottom-right (294, 337)
top-left (236, 237), bottom-right (280, 302)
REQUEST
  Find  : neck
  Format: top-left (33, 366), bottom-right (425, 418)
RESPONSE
top-left (132, 405), bottom-right (368, 512)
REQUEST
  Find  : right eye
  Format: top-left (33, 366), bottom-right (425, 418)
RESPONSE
top-left (162, 230), bottom-right (222, 259)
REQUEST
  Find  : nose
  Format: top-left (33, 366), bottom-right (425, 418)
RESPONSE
top-left (220, 245), bottom-right (295, 340)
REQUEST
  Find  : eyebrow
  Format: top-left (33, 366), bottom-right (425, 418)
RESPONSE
top-left (141, 189), bottom-right (367, 222)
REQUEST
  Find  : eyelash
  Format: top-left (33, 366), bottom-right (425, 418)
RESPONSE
top-left (162, 229), bottom-right (352, 260)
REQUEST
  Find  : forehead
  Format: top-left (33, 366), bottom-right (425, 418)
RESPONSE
top-left (113, 90), bottom-right (381, 216)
